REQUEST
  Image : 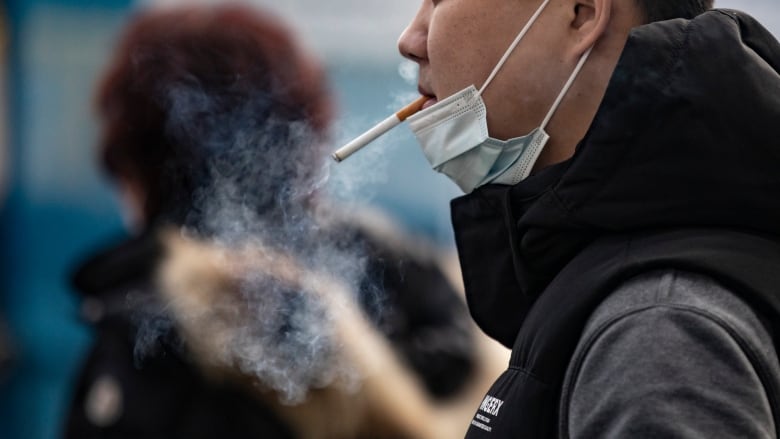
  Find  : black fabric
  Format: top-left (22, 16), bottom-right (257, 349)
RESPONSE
top-left (465, 229), bottom-right (780, 438)
top-left (310, 220), bottom-right (476, 398)
top-left (452, 164), bottom-right (573, 346)
top-left (360, 240), bottom-right (475, 397)
top-left (65, 232), bottom-right (295, 438)
top-left (65, 313), bottom-right (292, 438)
top-left (64, 220), bottom-right (475, 437)
top-left (72, 230), bottom-right (164, 299)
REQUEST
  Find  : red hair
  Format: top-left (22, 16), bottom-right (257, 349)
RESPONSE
top-left (96, 4), bottom-right (333, 225)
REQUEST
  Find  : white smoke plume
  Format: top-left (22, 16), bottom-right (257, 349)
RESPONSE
top-left (129, 73), bottom-right (400, 404)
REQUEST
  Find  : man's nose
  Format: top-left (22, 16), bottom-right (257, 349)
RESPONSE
top-left (397, 2), bottom-right (430, 63)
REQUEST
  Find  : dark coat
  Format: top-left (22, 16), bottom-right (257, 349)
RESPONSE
top-left (64, 213), bottom-right (475, 438)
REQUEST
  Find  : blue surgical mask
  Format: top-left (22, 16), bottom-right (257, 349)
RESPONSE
top-left (407, 0), bottom-right (592, 193)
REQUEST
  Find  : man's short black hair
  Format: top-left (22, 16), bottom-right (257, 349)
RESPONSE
top-left (636, 0), bottom-right (714, 23)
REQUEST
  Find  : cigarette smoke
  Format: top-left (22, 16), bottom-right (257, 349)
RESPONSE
top-left (392, 60), bottom-right (421, 110)
top-left (398, 59), bottom-right (418, 86)
top-left (132, 75), bottom-right (394, 404)
top-left (212, 263), bottom-right (359, 404)
top-left (129, 289), bottom-right (179, 368)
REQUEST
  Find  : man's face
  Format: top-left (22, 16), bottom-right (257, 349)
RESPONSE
top-left (398, 0), bottom-right (571, 140)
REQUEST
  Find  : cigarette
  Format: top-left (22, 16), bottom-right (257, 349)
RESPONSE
top-left (331, 96), bottom-right (429, 163)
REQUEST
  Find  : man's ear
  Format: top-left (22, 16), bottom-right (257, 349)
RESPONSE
top-left (570, 0), bottom-right (611, 55)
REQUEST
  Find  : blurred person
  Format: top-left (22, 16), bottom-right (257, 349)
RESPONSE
top-left (398, 0), bottom-right (780, 437)
top-left (63, 4), bottom-right (498, 438)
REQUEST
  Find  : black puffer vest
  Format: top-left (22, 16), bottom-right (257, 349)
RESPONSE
top-left (462, 228), bottom-right (780, 438)
top-left (454, 9), bottom-right (780, 438)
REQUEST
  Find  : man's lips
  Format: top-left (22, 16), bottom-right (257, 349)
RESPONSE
top-left (418, 87), bottom-right (437, 109)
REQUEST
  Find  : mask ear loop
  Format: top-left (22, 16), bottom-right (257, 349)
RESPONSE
top-left (540, 46), bottom-right (594, 130)
top-left (477, 0), bottom-right (553, 98)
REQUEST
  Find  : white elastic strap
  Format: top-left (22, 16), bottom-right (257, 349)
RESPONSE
top-left (540, 46), bottom-right (594, 130)
top-left (477, 0), bottom-right (553, 97)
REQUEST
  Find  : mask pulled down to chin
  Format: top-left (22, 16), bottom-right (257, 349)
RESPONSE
top-left (407, 0), bottom-right (591, 194)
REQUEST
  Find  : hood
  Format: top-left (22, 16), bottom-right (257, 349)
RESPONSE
top-left (452, 9), bottom-right (780, 346)
top-left (524, 8), bottom-right (780, 241)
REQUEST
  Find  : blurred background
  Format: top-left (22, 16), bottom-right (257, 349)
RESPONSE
top-left (0, 0), bottom-right (777, 437)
